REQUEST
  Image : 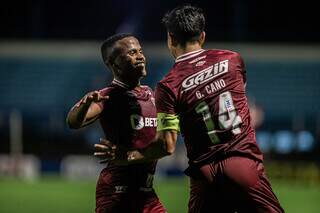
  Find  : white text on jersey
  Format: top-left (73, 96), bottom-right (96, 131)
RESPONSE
top-left (182, 60), bottom-right (229, 92)
top-left (195, 79), bottom-right (227, 99)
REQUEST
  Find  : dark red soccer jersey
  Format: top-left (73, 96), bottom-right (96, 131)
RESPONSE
top-left (155, 49), bottom-right (263, 168)
top-left (97, 81), bottom-right (157, 187)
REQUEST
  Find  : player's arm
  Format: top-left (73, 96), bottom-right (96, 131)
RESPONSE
top-left (126, 129), bottom-right (178, 163)
top-left (95, 113), bottom-right (179, 165)
top-left (66, 91), bottom-right (108, 129)
top-left (94, 113), bottom-right (179, 165)
top-left (95, 131), bottom-right (178, 164)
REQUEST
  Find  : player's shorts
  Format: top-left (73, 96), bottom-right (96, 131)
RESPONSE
top-left (95, 168), bottom-right (166, 213)
top-left (188, 156), bottom-right (284, 213)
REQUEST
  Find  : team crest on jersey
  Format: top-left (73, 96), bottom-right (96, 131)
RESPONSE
top-left (195, 61), bottom-right (206, 66)
top-left (182, 60), bottom-right (229, 92)
top-left (189, 55), bottom-right (207, 64)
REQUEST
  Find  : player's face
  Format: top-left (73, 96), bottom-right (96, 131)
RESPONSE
top-left (114, 37), bottom-right (146, 81)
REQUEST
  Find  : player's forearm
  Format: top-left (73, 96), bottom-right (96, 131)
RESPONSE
top-left (143, 138), bottom-right (172, 159)
top-left (66, 102), bottom-right (91, 129)
top-left (126, 141), bottom-right (171, 164)
top-left (127, 131), bottom-right (177, 163)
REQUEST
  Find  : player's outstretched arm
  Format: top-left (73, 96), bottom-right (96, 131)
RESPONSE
top-left (66, 91), bottom-right (108, 129)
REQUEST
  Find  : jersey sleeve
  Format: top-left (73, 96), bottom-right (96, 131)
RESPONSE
top-left (155, 82), bottom-right (180, 132)
top-left (237, 53), bottom-right (247, 85)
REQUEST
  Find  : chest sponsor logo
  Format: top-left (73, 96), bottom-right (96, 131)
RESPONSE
top-left (182, 60), bottom-right (229, 92)
top-left (130, 114), bottom-right (157, 130)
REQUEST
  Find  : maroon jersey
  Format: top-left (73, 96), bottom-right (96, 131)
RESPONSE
top-left (156, 49), bottom-right (263, 168)
top-left (97, 80), bottom-right (157, 188)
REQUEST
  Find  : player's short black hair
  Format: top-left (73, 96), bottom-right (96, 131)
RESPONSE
top-left (101, 33), bottom-right (134, 67)
top-left (162, 5), bottom-right (205, 46)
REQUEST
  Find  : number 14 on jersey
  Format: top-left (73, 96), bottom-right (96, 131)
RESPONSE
top-left (195, 91), bottom-right (242, 144)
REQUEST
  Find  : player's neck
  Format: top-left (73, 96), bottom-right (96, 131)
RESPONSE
top-left (174, 43), bottom-right (203, 59)
top-left (113, 78), bottom-right (140, 89)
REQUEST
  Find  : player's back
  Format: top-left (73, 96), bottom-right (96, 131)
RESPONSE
top-left (156, 49), bottom-right (262, 167)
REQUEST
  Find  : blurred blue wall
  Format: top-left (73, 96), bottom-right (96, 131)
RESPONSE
top-left (0, 43), bottom-right (319, 162)
top-left (1, 57), bottom-right (319, 122)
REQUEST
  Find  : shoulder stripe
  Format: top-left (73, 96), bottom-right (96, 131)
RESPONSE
top-left (175, 49), bottom-right (205, 63)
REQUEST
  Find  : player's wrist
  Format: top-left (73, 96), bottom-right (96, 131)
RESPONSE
top-left (127, 150), bottom-right (144, 161)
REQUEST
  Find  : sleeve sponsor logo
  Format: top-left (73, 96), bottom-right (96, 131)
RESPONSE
top-left (182, 60), bottom-right (229, 92)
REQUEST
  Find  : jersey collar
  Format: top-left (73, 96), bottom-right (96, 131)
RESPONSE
top-left (112, 79), bottom-right (141, 90)
top-left (175, 49), bottom-right (205, 63)
top-left (112, 79), bottom-right (130, 89)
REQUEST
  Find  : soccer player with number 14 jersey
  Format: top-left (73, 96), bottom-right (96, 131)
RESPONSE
top-left (112, 5), bottom-right (284, 213)
top-left (157, 5), bottom-right (285, 212)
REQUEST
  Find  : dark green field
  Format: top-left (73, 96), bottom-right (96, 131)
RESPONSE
top-left (0, 177), bottom-right (319, 212)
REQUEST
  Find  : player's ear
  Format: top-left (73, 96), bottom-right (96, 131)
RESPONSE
top-left (199, 31), bottom-right (206, 47)
top-left (168, 32), bottom-right (178, 47)
top-left (111, 62), bottom-right (123, 77)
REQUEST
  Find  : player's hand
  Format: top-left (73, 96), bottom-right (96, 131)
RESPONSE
top-left (94, 138), bottom-right (129, 165)
top-left (94, 138), bottom-right (115, 163)
top-left (76, 91), bottom-right (109, 107)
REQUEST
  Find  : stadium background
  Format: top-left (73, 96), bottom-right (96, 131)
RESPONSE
top-left (0, 0), bottom-right (319, 212)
